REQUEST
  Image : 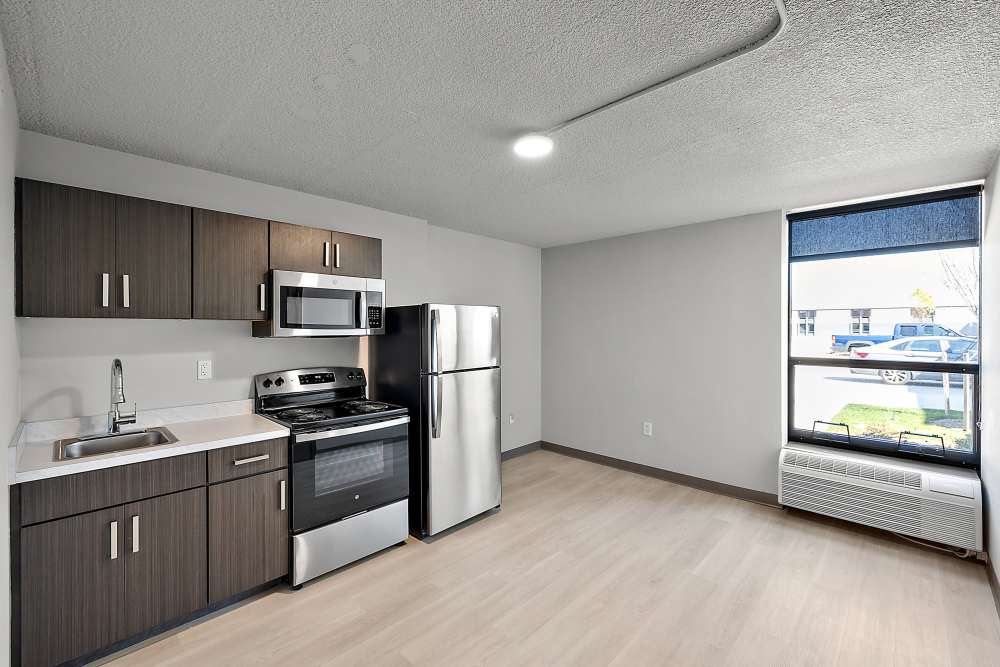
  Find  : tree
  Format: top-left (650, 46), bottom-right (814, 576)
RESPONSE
top-left (939, 254), bottom-right (979, 317)
top-left (910, 288), bottom-right (935, 321)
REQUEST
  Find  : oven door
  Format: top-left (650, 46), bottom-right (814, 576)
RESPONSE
top-left (290, 417), bottom-right (409, 533)
top-left (267, 270), bottom-right (368, 337)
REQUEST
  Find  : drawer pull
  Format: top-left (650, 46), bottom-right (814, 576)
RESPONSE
top-left (110, 520), bottom-right (119, 560)
top-left (233, 453), bottom-right (270, 466)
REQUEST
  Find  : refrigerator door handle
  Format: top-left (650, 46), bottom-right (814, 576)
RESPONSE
top-left (430, 374), bottom-right (442, 438)
top-left (430, 308), bottom-right (441, 374)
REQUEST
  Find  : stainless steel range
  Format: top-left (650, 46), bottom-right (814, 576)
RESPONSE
top-left (255, 366), bottom-right (409, 587)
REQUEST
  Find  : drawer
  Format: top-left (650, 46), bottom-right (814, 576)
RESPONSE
top-left (207, 438), bottom-right (287, 483)
top-left (21, 452), bottom-right (206, 526)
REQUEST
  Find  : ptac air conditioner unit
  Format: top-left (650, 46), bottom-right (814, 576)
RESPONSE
top-left (779, 442), bottom-right (982, 551)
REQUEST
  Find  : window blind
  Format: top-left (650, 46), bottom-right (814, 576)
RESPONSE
top-left (789, 186), bottom-right (981, 261)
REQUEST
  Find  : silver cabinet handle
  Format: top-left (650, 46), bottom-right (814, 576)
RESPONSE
top-left (323, 241), bottom-right (330, 267)
top-left (110, 520), bottom-right (119, 560)
top-left (334, 242), bottom-right (341, 268)
top-left (122, 274), bottom-right (130, 308)
top-left (259, 283), bottom-right (266, 312)
top-left (131, 515), bottom-right (140, 553)
top-left (233, 453), bottom-right (270, 466)
top-left (102, 273), bottom-right (110, 308)
top-left (280, 480), bottom-right (287, 511)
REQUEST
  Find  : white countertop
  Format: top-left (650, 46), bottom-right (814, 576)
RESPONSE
top-left (10, 400), bottom-right (289, 484)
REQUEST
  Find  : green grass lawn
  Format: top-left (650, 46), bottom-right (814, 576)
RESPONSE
top-left (829, 404), bottom-right (972, 451)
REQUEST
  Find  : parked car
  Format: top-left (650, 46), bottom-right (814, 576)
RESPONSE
top-left (830, 323), bottom-right (962, 354)
top-left (849, 336), bottom-right (977, 385)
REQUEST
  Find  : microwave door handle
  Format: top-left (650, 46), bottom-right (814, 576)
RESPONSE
top-left (358, 291), bottom-right (367, 331)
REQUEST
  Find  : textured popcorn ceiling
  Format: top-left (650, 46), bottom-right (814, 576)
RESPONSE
top-left (0, 1), bottom-right (997, 247)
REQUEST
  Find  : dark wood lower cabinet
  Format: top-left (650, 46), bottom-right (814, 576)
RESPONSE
top-left (124, 488), bottom-right (207, 636)
top-left (20, 507), bottom-right (127, 667)
top-left (15, 447), bottom-right (289, 666)
top-left (209, 469), bottom-right (289, 603)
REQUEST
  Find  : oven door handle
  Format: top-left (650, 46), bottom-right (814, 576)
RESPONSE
top-left (295, 416), bottom-right (410, 443)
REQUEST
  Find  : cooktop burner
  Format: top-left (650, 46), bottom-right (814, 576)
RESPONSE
top-left (255, 366), bottom-right (408, 433)
top-left (265, 398), bottom-right (407, 431)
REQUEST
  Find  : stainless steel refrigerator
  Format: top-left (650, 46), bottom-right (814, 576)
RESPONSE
top-left (373, 304), bottom-right (501, 537)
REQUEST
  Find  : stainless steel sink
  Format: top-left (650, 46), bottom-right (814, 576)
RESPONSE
top-left (55, 427), bottom-right (178, 460)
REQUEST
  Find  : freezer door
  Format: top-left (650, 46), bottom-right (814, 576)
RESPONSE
top-left (425, 304), bottom-right (500, 373)
top-left (425, 367), bottom-right (501, 535)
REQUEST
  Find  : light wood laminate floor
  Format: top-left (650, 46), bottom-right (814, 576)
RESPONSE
top-left (103, 449), bottom-right (1000, 666)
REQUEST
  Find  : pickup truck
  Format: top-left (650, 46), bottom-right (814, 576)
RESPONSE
top-left (830, 323), bottom-right (961, 353)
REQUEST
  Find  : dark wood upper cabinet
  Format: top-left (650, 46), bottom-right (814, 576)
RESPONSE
top-left (193, 210), bottom-right (269, 319)
top-left (269, 221), bottom-right (382, 278)
top-left (20, 506), bottom-right (127, 667)
top-left (329, 231), bottom-right (382, 278)
top-left (16, 179), bottom-right (383, 320)
top-left (208, 469), bottom-right (288, 603)
top-left (17, 179), bottom-right (117, 318)
top-left (124, 488), bottom-right (207, 636)
top-left (360, 235), bottom-right (383, 279)
top-left (269, 220), bottom-right (332, 274)
top-left (115, 196), bottom-right (192, 319)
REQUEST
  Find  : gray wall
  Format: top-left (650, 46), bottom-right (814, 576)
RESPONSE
top-left (0, 31), bottom-right (17, 667)
top-left (426, 225), bottom-right (542, 450)
top-left (542, 210), bottom-right (784, 494)
top-left (980, 151), bottom-right (1000, 585)
top-left (16, 131), bottom-right (541, 451)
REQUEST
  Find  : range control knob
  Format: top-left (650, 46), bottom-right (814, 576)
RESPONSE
top-left (274, 377), bottom-right (284, 387)
top-left (262, 379), bottom-right (272, 388)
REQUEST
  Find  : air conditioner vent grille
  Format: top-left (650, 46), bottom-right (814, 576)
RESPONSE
top-left (780, 471), bottom-right (978, 550)
top-left (782, 450), bottom-right (921, 490)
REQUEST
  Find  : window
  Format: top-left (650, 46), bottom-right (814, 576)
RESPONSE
top-left (850, 309), bottom-right (871, 335)
top-left (789, 186), bottom-right (981, 466)
top-left (797, 310), bottom-right (816, 335)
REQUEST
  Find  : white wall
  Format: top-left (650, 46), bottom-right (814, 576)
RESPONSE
top-left (980, 151), bottom-right (1000, 584)
top-left (542, 211), bottom-right (784, 494)
top-left (16, 131), bottom-right (541, 450)
top-left (0, 32), bottom-right (17, 667)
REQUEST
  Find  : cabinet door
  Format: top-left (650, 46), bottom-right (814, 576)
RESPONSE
top-left (269, 220), bottom-right (332, 273)
top-left (20, 506), bottom-right (126, 667)
top-left (193, 210), bottom-right (269, 319)
top-left (360, 235), bottom-right (382, 278)
top-left (116, 195), bottom-right (192, 318)
top-left (208, 469), bottom-right (289, 603)
top-left (124, 488), bottom-right (207, 636)
top-left (329, 232), bottom-right (381, 278)
top-left (328, 230), bottom-right (367, 276)
top-left (17, 179), bottom-right (117, 318)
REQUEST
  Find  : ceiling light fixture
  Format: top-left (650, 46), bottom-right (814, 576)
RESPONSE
top-left (513, 134), bottom-right (554, 159)
top-left (513, 0), bottom-right (788, 160)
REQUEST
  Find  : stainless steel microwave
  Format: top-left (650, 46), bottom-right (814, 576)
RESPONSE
top-left (252, 270), bottom-right (385, 337)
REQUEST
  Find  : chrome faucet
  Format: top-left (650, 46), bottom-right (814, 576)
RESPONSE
top-left (109, 358), bottom-right (137, 433)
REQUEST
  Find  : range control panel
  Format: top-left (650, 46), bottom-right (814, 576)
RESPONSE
top-left (255, 366), bottom-right (366, 397)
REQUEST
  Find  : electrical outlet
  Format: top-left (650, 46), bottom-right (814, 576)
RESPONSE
top-left (642, 421), bottom-right (653, 437)
top-left (508, 414), bottom-right (515, 425)
top-left (197, 359), bottom-right (213, 380)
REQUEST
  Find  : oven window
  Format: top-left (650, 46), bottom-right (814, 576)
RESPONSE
top-left (281, 287), bottom-right (358, 329)
top-left (315, 441), bottom-right (390, 495)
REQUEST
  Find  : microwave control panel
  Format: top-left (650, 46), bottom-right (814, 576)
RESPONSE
top-left (367, 306), bottom-right (382, 329)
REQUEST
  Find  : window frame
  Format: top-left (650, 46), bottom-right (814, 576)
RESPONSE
top-left (787, 186), bottom-right (983, 468)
